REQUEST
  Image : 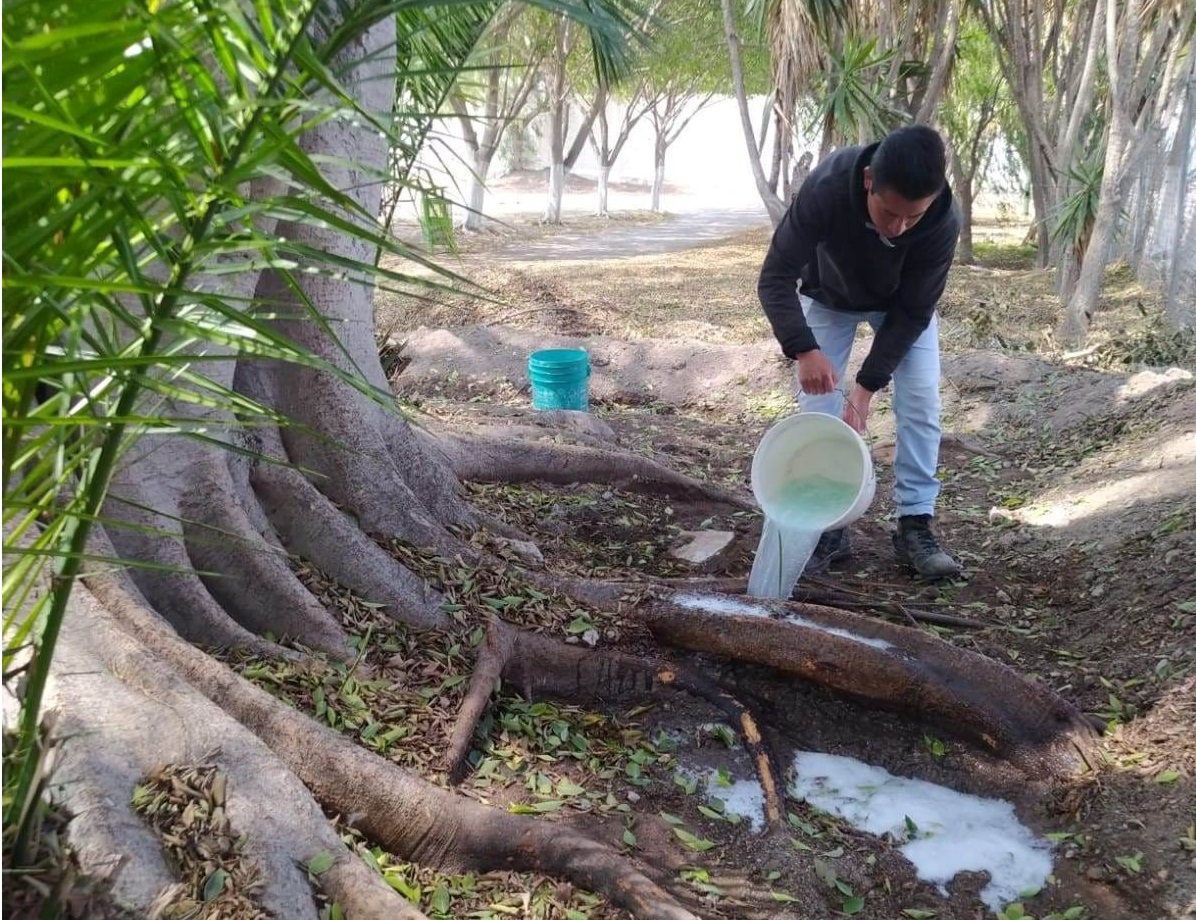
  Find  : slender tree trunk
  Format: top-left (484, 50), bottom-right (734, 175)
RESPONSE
top-left (651, 135), bottom-right (666, 212)
top-left (915, 0), bottom-right (962, 124)
top-left (768, 107), bottom-right (783, 195)
top-left (720, 0), bottom-right (785, 225)
top-left (951, 150), bottom-right (976, 264)
top-left (464, 151), bottom-right (495, 232)
top-left (597, 165), bottom-right (611, 216)
top-left (1164, 62), bottom-right (1196, 326)
top-left (542, 19), bottom-right (569, 224)
top-left (1059, 0), bottom-right (1140, 343)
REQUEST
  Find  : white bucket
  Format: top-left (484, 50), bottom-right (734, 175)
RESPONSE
top-left (750, 412), bottom-right (876, 531)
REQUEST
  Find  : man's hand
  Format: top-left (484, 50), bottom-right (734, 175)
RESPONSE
top-left (796, 350), bottom-right (837, 395)
top-left (843, 384), bottom-right (874, 433)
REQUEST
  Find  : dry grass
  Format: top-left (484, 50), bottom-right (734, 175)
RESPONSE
top-left (378, 217), bottom-right (1191, 373)
top-left (377, 228), bottom-right (773, 345)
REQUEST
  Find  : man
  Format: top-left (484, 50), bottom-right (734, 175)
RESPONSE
top-left (757, 124), bottom-right (962, 579)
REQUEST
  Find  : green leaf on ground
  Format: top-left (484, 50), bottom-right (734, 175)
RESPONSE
top-left (672, 827), bottom-right (718, 852)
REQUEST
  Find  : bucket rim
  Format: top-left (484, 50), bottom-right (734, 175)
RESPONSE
top-left (749, 411), bottom-right (875, 530)
top-left (529, 347), bottom-right (589, 363)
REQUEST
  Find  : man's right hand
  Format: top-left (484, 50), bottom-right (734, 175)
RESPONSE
top-left (796, 350), bottom-right (837, 395)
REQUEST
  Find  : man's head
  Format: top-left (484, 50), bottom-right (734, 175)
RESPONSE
top-left (863, 125), bottom-right (947, 240)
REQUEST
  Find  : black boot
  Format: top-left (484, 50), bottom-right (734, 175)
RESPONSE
top-left (806, 528), bottom-right (852, 575)
top-left (892, 515), bottom-right (962, 579)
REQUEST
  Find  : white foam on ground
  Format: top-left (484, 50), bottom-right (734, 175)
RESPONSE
top-left (791, 752), bottom-right (1052, 911)
top-left (675, 767), bottom-right (767, 833)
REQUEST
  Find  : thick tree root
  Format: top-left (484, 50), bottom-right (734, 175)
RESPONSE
top-left (86, 524), bottom-right (299, 661)
top-left (431, 430), bottom-right (751, 508)
top-left (51, 585), bottom-right (426, 920)
top-left (101, 439), bottom-right (356, 659)
top-left (644, 592), bottom-right (1099, 776)
top-left (251, 446), bottom-right (448, 631)
top-left (84, 575), bottom-right (700, 920)
top-left (444, 618), bottom-right (785, 829)
top-left (180, 474), bottom-right (352, 657)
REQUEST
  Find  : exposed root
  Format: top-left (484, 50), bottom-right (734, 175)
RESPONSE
top-left (443, 617), bottom-right (515, 783)
top-left (87, 523), bottom-right (297, 660)
top-left (52, 584), bottom-right (422, 919)
top-left (645, 593), bottom-right (1099, 776)
top-left (432, 430), bottom-right (751, 508)
top-left (235, 361), bottom-right (472, 555)
top-left (180, 475), bottom-right (353, 659)
top-left (622, 575), bottom-right (750, 595)
top-left (86, 574), bottom-right (700, 920)
top-left (654, 664), bottom-right (785, 828)
top-left (792, 585), bottom-right (985, 629)
top-left (434, 420), bottom-right (619, 451)
top-left (251, 455), bottom-right (447, 631)
top-left (444, 618), bottom-right (786, 830)
top-left (321, 856), bottom-right (431, 920)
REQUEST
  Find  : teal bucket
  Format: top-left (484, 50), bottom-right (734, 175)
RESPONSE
top-left (528, 348), bottom-right (590, 411)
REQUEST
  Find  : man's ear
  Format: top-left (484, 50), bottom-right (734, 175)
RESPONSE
top-left (862, 166), bottom-right (873, 193)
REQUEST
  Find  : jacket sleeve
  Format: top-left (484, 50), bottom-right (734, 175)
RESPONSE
top-left (757, 192), bottom-right (823, 359)
top-left (856, 219), bottom-right (959, 392)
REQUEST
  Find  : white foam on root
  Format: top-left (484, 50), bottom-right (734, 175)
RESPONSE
top-left (672, 593), bottom-right (768, 617)
top-left (791, 752), bottom-right (1052, 911)
top-left (672, 593), bottom-right (893, 651)
top-left (786, 616), bottom-right (893, 650)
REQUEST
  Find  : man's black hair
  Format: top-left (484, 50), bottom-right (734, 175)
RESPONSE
top-left (870, 125), bottom-right (947, 201)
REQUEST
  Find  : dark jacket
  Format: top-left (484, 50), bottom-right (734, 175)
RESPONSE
top-left (758, 143), bottom-right (960, 392)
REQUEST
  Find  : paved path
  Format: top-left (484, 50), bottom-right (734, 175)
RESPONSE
top-left (487, 205), bottom-right (771, 261)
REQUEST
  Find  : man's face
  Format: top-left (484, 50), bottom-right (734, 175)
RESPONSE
top-left (863, 166), bottom-right (938, 240)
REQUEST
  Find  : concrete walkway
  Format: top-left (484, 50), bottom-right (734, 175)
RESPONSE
top-left (487, 205), bottom-right (772, 261)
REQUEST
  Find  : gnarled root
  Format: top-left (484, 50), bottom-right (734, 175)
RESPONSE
top-left (82, 573), bottom-right (700, 920)
top-left (645, 592), bottom-right (1099, 776)
top-left (51, 584), bottom-right (427, 919)
top-left (442, 617), bottom-right (785, 830)
top-left (430, 430), bottom-right (751, 508)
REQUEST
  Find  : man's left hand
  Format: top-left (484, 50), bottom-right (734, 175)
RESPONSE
top-left (843, 384), bottom-right (874, 433)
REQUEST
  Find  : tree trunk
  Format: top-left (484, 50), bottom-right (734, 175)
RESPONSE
top-left (956, 177), bottom-right (975, 265)
top-left (464, 150), bottom-right (495, 232)
top-left (655, 133), bottom-right (664, 214)
top-left (719, 0), bottom-right (785, 225)
top-left (1058, 0), bottom-right (1143, 343)
top-left (597, 164), bottom-right (611, 216)
top-left (545, 160), bottom-right (566, 223)
top-left (1163, 60), bottom-right (1195, 326)
top-left (541, 18), bottom-right (570, 225)
top-left (914, 0), bottom-right (961, 124)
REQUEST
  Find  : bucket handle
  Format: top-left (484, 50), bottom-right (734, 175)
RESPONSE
top-left (832, 386), bottom-right (869, 436)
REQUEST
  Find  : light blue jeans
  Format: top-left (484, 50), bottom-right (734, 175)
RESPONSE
top-left (797, 296), bottom-right (942, 518)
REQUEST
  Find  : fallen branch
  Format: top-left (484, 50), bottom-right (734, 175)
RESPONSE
top-left (791, 587), bottom-right (984, 630)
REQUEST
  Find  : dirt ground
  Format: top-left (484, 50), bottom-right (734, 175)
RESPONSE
top-left (373, 208), bottom-right (1196, 920)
